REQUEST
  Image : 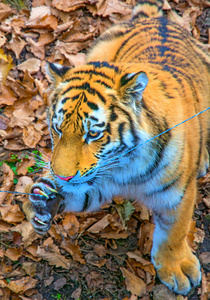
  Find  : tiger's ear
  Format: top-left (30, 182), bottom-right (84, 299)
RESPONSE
top-left (119, 71), bottom-right (148, 105)
top-left (45, 62), bottom-right (70, 86)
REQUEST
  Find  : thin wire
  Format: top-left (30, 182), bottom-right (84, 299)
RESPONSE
top-left (0, 190), bottom-right (36, 196)
top-left (86, 106), bottom-right (210, 175)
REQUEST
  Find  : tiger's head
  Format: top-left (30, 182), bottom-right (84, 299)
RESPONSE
top-left (45, 61), bottom-right (148, 186)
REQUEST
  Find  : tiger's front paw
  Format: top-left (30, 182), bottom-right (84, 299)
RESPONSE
top-left (152, 243), bottom-right (201, 295)
top-left (23, 179), bottom-right (64, 234)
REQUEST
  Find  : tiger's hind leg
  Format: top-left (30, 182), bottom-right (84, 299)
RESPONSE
top-left (197, 147), bottom-right (209, 178)
top-left (151, 177), bottom-right (201, 295)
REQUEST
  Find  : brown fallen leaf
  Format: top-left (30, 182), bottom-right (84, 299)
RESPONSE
top-left (53, 277), bottom-right (67, 290)
top-left (23, 125), bottom-right (42, 148)
top-left (0, 3), bottom-right (13, 22)
top-left (96, 0), bottom-right (132, 17)
top-left (17, 58), bottom-right (41, 75)
top-left (16, 161), bottom-right (35, 176)
top-left (52, 0), bottom-right (88, 12)
top-left (85, 271), bottom-right (104, 290)
top-left (0, 163), bottom-right (14, 204)
top-left (127, 250), bottom-right (156, 276)
top-left (121, 267), bottom-right (147, 297)
top-left (71, 287), bottom-right (82, 300)
top-left (0, 85), bottom-right (17, 106)
top-left (4, 247), bottom-right (22, 261)
top-left (9, 107), bottom-right (34, 128)
top-left (6, 276), bottom-right (38, 294)
top-left (6, 34), bottom-right (27, 59)
top-left (1, 204), bottom-right (25, 224)
top-left (12, 221), bottom-right (40, 248)
top-left (37, 237), bottom-right (70, 269)
top-left (87, 214), bottom-right (111, 233)
top-left (26, 32), bottom-right (54, 60)
top-left (0, 220), bottom-right (12, 232)
top-left (26, 6), bottom-right (58, 30)
top-left (22, 262), bottom-right (37, 277)
top-left (61, 239), bottom-right (86, 264)
top-left (62, 212), bottom-right (80, 235)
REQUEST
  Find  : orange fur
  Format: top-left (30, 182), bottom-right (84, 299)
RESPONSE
top-left (23, 0), bottom-right (210, 295)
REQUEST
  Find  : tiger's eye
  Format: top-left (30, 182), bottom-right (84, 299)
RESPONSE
top-left (87, 131), bottom-right (100, 138)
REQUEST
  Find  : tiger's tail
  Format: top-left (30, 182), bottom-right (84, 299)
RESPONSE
top-left (132, 0), bottom-right (164, 20)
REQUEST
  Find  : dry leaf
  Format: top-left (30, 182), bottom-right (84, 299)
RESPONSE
top-left (71, 287), bottom-right (82, 300)
top-left (0, 49), bottom-right (13, 89)
top-left (87, 214), bottom-right (111, 233)
top-left (37, 237), bottom-right (70, 269)
top-left (6, 35), bottom-right (27, 59)
top-left (9, 107), bottom-right (34, 128)
top-left (0, 3), bottom-right (13, 22)
top-left (6, 276), bottom-right (38, 294)
top-left (96, 0), bottom-right (132, 17)
top-left (61, 239), bottom-right (85, 264)
top-left (22, 262), bottom-right (37, 277)
top-left (17, 58), bottom-right (41, 74)
top-left (4, 247), bottom-right (22, 261)
top-left (53, 278), bottom-right (67, 290)
top-left (16, 160), bottom-right (35, 176)
top-left (0, 163), bottom-right (14, 204)
top-left (13, 221), bottom-right (40, 247)
top-left (0, 85), bottom-right (17, 106)
top-left (23, 125), bottom-right (42, 148)
top-left (1, 204), bottom-right (25, 224)
top-left (121, 267), bottom-right (147, 297)
top-left (85, 271), bottom-right (104, 290)
top-left (62, 213), bottom-right (80, 235)
top-left (52, 0), bottom-right (88, 12)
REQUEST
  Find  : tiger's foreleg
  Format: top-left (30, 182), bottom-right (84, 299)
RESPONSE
top-left (151, 177), bottom-right (201, 295)
top-left (22, 178), bottom-right (64, 234)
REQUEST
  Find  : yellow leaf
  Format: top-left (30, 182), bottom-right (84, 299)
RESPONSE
top-left (0, 49), bottom-right (13, 89)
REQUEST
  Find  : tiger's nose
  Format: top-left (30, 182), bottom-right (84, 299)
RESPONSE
top-left (55, 174), bottom-right (74, 181)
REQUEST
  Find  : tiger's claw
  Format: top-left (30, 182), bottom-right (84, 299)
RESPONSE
top-left (33, 188), bottom-right (49, 199)
top-left (34, 216), bottom-right (47, 225)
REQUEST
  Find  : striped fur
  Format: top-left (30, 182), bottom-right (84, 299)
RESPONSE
top-left (23, 0), bottom-right (210, 295)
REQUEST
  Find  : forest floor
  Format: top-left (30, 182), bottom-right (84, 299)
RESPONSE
top-left (0, 0), bottom-right (209, 299)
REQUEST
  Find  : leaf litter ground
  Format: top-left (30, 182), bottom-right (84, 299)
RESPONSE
top-left (0, 0), bottom-right (209, 299)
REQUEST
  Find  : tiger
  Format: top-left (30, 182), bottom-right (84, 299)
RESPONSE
top-left (22, 0), bottom-right (210, 295)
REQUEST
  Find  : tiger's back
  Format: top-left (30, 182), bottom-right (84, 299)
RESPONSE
top-left (23, 0), bottom-right (210, 295)
top-left (87, 0), bottom-right (210, 178)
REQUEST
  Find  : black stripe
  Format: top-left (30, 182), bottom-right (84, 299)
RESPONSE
top-left (113, 30), bottom-right (143, 62)
top-left (132, 11), bottom-right (149, 20)
top-left (62, 82), bottom-right (106, 104)
top-left (99, 191), bottom-right (103, 203)
top-left (95, 122), bottom-right (105, 127)
top-left (90, 116), bottom-right (98, 121)
top-left (118, 122), bottom-right (125, 144)
top-left (82, 193), bottom-right (90, 211)
top-left (102, 135), bottom-right (110, 147)
top-left (73, 68), bottom-right (114, 83)
top-left (88, 61), bottom-right (119, 72)
top-left (144, 175), bottom-right (181, 197)
top-left (65, 76), bottom-right (83, 82)
top-left (87, 101), bottom-right (99, 111)
top-left (106, 123), bottom-right (111, 134)
top-left (113, 102), bottom-right (139, 146)
top-left (94, 80), bottom-right (112, 89)
top-left (61, 97), bottom-right (70, 104)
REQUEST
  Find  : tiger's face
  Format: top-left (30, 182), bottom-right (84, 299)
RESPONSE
top-left (46, 62), bottom-right (148, 186)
